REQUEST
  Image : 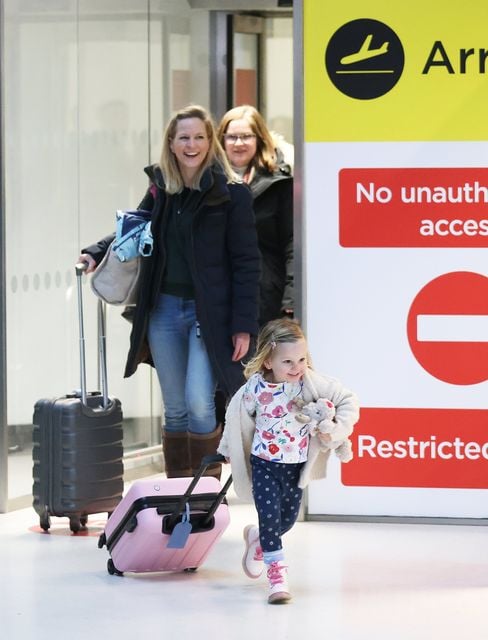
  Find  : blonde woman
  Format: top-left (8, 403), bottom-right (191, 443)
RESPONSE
top-left (79, 105), bottom-right (260, 479)
top-left (218, 105), bottom-right (293, 325)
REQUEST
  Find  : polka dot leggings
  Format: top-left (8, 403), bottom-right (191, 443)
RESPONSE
top-left (250, 454), bottom-right (304, 553)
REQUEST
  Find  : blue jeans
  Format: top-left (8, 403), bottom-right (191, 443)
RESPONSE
top-left (147, 293), bottom-right (217, 434)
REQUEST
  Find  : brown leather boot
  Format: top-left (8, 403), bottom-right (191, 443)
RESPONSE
top-left (189, 425), bottom-right (223, 479)
top-left (162, 430), bottom-right (192, 478)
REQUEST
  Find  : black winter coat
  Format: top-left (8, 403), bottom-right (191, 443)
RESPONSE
top-left (84, 165), bottom-right (261, 398)
top-left (249, 158), bottom-right (293, 326)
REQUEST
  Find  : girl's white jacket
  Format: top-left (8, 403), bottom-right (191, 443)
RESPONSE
top-left (217, 368), bottom-right (360, 503)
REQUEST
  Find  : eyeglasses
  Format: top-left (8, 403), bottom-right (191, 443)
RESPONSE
top-left (223, 133), bottom-right (256, 144)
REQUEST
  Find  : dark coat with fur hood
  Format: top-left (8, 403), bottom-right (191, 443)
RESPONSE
top-left (83, 164), bottom-right (261, 398)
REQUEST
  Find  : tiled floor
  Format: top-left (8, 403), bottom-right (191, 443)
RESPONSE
top-left (1, 470), bottom-right (487, 640)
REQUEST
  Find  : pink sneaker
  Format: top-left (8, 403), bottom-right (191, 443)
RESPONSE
top-left (242, 525), bottom-right (263, 579)
top-left (267, 561), bottom-right (292, 604)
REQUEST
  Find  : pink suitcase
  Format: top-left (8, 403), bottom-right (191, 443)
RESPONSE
top-left (98, 455), bottom-right (232, 576)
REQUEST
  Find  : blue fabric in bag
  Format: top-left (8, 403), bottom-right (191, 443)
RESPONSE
top-left (112, 209), bottom-right (153, 262)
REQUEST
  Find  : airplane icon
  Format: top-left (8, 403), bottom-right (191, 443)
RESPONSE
top-left (340, 34), bottom-right (389, 65)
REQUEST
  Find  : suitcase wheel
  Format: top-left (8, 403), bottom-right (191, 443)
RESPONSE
top-left (40, 510), bottom-right (51, 532)
top-left (69, 517), bottom-right (82, 534)
top-left (184, 567), bottom-right (198, 573)
top-left (107, 558), bottom-right (124, 577)
top-left (97, 533), bottom-right (106, 549)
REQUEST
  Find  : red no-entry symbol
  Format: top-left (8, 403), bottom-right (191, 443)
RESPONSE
top-left (407, 271), bottom-right (488, 385)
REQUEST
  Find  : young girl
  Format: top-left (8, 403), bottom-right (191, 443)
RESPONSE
top-left (217, 318), bottom-right (359, 604)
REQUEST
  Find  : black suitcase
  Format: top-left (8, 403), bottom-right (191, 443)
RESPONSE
top-left (32, 263), bottom-right (124, 533)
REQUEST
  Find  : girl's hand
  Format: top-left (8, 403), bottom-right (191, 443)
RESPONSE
top-left (317, 432), bottom-right (332, 445)
top-left (231, 332), bottom-right (250, 361)
top-left (77, 253), bottom-right (97, 273)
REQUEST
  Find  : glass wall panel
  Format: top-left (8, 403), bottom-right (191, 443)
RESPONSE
top-left (4, 0), bottom-right (81, 503)
top-left (3, 0), bottom-right (213, 507)
top-left (77, 2), bottom-right (158, 459)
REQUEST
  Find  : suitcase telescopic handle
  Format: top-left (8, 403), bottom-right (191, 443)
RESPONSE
top-left (75, 262), bottom-right (110, 412)
top-left (166, 454), bottom-right (231, 528)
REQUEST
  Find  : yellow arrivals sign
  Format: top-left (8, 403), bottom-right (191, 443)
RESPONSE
top-left (304, 0), bottom-right (488, 142)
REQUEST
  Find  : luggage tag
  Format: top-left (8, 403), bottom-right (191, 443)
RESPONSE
top-left (167, 502), bottom-right (192, 548)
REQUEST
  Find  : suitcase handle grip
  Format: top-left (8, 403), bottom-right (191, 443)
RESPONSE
top-left (201, 453), bottom-right (226, 466)
top-left (75, 261), bottom-right (89, 275)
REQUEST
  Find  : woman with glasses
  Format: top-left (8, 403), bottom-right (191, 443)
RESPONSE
top-left (217, 105), bottom-right (294, 326)
top-left (78, 105), bottom-right (260, 479)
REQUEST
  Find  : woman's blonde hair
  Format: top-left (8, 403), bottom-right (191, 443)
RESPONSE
top-left (244, 318), bottom-right (311, 379)
top-left (217, 105), bottom-right (277, 174)
top-left (160, 104), bottom-right (236, 194)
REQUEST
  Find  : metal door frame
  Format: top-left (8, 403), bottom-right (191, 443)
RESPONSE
top-left (209, 8), bottom-right (292, 119)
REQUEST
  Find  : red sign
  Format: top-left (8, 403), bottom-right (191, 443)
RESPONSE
top-left (342, 407), bottom-right (488, 488)
top-left (407, 271), bottom-right (488, 385)
top-left (339, 168), bottom-right (488, 247)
